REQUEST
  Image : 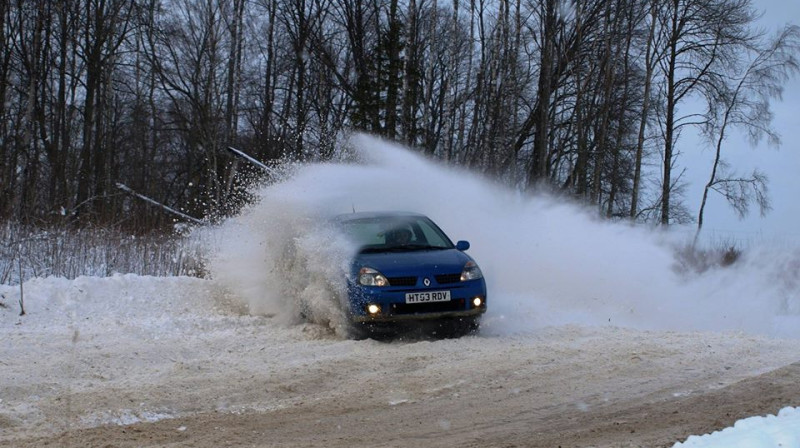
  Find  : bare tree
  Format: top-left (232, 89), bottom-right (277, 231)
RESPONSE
top-left (655, 0), bottom-right (758, 225)
top-left (696, 25), bottom-right (800, 239)
top-left (630, 0), bottom-right (658, 219)
top-left (0, 0), bottom-right (13, 217)
top-left (0, 0), bottom-right (795, 232)
top-left (74, 0), bottom-right (134, 222)
top-left (145, 0), bottom-right (231, 218)
top-left (529, 0), bottom-right (558, 183)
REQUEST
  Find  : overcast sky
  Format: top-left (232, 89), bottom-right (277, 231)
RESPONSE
top-left (681, 0), bottom-right (800, 245)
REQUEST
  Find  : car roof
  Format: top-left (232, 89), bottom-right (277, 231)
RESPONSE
top-left (332, 211), bottom-right (428, 222)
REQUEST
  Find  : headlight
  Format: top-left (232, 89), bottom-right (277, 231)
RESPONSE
top-left (358, 267), bottom-right (389, 286)
top-left (460, 261), bottom-right (483, 281)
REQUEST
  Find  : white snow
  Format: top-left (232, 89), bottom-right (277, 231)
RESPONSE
top-left (204, 134), bottom-right (800, 338)
top-left (1, 134), bottom-right (799, 445)
top-left (674, 407), bottom-right (800, 448)
top-left (1, 274), bottom-right (798, 446)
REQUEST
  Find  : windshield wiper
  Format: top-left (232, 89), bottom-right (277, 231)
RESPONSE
top-left (394, 244), bottom-right (447, 251)
top-left (359, 247), bottom-right (385, 254)
top-left (360, 244), bottom-right (449, 253)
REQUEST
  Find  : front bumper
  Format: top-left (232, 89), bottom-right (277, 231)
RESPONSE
top-left (351, 306), bottom-right (485, 323)
top-left (348, 279), bottom-right (487, 323)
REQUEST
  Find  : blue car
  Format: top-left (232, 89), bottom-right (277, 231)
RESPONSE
top-left (333, 211), bottom-right (487, 337)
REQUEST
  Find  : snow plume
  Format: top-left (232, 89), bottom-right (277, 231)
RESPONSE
top-left (203, 133), bottom-right (800, 338)
top-left (201, 195), bottom-right (355, 335)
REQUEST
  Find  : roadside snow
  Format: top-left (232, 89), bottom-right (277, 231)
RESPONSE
top-left (674, 407), bottom-right (800, 448)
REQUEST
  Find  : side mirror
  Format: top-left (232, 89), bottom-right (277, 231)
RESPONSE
top-left (456, 240), bottom-right (470, 251)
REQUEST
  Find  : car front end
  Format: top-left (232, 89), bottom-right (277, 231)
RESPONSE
top-left (333, 212), bottom-right (487, 336)
top-left (348, 253), bottom-right (487, 324)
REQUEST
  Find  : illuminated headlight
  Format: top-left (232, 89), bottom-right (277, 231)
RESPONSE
top-left (472, 297), bottom-right (483, 307)
top-left (460, 261), bottom-right (483, 281)
top-left (358, 267), bottom-right (389, 287)
top-left (366, 304), bottom-right (382, 315)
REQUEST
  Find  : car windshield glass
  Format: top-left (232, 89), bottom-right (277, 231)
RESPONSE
top-left (338, 215), bottom-right (454, 252)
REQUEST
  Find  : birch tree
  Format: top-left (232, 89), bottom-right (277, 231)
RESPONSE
top-left (696, 25), bottom-right (800, 238)
top-left (655, 0), bottom-right (757, 225)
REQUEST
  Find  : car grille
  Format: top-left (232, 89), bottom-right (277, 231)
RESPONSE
top-left (391, 299), bottom-right (466, 315)
top-left (435, 273), bottom-right (461, 284)
top-left (387, 276), bottom-right (417, 286)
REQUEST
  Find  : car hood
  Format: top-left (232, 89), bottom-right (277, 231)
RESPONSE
top-left (352, 248), bottom-right (472, 277)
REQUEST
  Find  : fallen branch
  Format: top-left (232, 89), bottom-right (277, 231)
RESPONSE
top-left (116, 183), bottom-right (204, 225)
top-left (226, 146), bottom-right (278, 176)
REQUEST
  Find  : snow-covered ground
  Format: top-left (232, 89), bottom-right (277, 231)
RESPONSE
top-left (1, 274), bottom-right (798, 447)
top-left (674, 407), bottom-right (800, 448)
top-left (1, 135), bottom-right (799, 446)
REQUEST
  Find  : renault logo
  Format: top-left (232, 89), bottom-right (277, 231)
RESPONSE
top-left (423, 278), bottom-right (431, 286)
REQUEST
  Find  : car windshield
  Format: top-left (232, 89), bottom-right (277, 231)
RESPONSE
top-left (338, 215), bottom-right (455, 253)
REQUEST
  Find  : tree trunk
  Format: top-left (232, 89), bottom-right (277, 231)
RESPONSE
top-left (661, 1), bottom-right (679, 226)
top-left (384, 0), bottom-right (401, 139)
top-left (402, 0), bottom-right (419, 143)
top-left (0, 0), bottom-right (9, 216)
top-left (630, 0), bottom-right (656, 219)
top-left (529, 0), bottom-right (556, 185)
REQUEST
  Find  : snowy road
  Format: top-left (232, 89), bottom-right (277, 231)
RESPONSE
top-left (1, 275), bottom-right (799, 447)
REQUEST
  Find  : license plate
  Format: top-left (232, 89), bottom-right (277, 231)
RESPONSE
top-left (405, 290), bottom-right (451, 304)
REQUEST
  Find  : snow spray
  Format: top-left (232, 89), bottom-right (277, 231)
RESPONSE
top-left (203, 133), bottom-right (800, 338)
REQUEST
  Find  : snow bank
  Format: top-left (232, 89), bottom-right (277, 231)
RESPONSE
top-left (202, 133), bottom-right (800, 338)
top-left (674, 407), bottom-right (800, 448)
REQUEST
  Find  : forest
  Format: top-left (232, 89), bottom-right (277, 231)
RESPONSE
top-left (1, 0), bottom-right (798, 231)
